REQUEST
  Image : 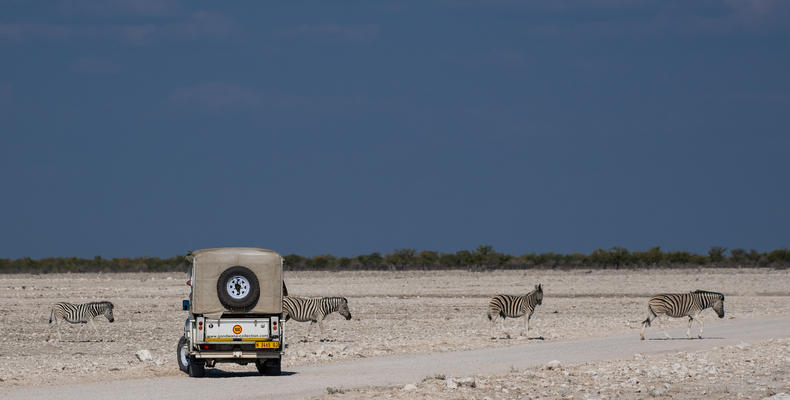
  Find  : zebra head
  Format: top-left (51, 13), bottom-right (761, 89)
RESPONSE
top-left (102, 302), bottom-right (115, 322)
top-left (337, 298), bottom-right (352, 320)
top-left (712, 294), bottom-right (725, 319)
top-left (534, 284), bottom-right (543, 305)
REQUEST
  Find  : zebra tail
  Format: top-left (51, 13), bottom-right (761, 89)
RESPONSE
top-left (487, 312), bottom-right (492, 321)
top-left (49, 309), bottom-right (55, 324)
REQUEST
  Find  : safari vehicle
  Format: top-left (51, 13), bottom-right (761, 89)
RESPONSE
top-left (177, 248), bottom-right (284, 377)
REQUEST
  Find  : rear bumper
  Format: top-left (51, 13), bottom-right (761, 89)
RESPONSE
top-left (194, 351), bottom-right (280, 359)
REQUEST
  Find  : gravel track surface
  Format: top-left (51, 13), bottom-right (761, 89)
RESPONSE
top-left (5, 316), bottom-right (789, 400)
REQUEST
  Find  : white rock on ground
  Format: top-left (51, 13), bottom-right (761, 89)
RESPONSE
top-left (135, 350), bottom-right (152, 362)
top-left (455, 377), bottom-right (475, 387)
top-left (544, 360), bottom-right (562, 370)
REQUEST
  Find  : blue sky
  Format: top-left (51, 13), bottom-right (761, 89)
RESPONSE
top-left (1, 1), bottom-right (789, 258)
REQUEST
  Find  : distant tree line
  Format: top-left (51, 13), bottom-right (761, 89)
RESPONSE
top-left (0, 255), bottom-right (190, 274)
top-left (1, 246), bottom-right (789, 273)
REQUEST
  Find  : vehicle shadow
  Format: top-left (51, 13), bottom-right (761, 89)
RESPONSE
top-left (204, 369), bottom-right (297, 378)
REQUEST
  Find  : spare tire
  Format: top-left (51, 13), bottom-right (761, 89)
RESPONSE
top-left (217, 266), bottom-right (260, 311)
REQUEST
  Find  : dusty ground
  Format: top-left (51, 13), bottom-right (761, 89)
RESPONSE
top-left (315, 338), bottom-right (790, 400)
top-left (0, 268), bottom-right (788, 389)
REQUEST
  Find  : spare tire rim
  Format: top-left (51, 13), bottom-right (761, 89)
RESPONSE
top-left (226, 275), bottom-right (251, 299)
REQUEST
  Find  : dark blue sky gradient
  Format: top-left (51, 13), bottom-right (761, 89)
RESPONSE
top-left (1, 1), bottom-right (789, 258)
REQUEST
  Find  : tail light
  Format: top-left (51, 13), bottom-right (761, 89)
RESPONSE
top-left (198, 321), bottom-right (203, 330)
top-left (202, 344), bottom-right (211, 350)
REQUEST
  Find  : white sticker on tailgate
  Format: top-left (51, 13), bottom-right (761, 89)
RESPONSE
top-left (204, 320), bottom-right (269, 340)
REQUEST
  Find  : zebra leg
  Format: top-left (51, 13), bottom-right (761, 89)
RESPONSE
top-left (317, 319), bottom-right (326, 341)
top-left (90, 318), bottom-right (100, 338)
top-left (640, 312), bottom-right (654, 340)
top-left (662, 316), bottom-right (672, 339)
top-left (76, 323), bottom-right (87, 341)
top-left (489, 315), bottom-right (497, 339)
top-left (55, 316), bottom-right (63, 342)
top-left (697, 317), bottom-right (704, 339)
top-left (522, 314), bottom-right (530, 337)
top-left (306, 321), bottom-right (315, 342)
top-left (687, 316), bottom-right (693, 339)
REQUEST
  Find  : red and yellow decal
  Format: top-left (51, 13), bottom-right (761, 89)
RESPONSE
top-left (232, 325), bottom-right (242, 334)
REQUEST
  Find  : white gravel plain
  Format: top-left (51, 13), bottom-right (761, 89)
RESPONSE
top-left (0, 268), bottom-right (788, 392)
top-left (315, 337), bottom-right (790, 400)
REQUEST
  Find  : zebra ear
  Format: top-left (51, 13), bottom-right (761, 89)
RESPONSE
top-left (536, 284), bottom-right (542, 291)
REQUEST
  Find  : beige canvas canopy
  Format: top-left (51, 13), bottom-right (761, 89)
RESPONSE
top-left (188, 247), bottom-right (283, 316)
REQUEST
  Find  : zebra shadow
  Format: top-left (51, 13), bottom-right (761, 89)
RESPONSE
top-left (491, 336), bottom-right (545, 341)
top-left (646, 337), bottom-right (725, 341)
top-left (295, 338), bottom-right (338, 343)
top-left (203, 369), bottom-right (297, 378)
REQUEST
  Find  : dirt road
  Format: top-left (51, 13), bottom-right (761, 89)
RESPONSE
top-left (6, 316), bottom-right (788, 400)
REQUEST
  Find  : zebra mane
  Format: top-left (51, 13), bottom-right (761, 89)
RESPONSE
top-left (692, 290), bottom-right (724, 299)
top-left (89, 301), bottom-right (114, 308)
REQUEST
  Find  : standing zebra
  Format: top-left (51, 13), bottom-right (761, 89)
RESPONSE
top-left (487, 284), bottom-right (543, 339)
top-left (282, 296), bottom-right (352, 341)
top-left (640, 290), bottom-right (724, 340)
top-left (49, 301), bottom-right (115, 341)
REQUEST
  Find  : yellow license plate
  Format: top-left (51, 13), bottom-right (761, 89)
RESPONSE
top-left (255, 341), bottom-right (279, 349)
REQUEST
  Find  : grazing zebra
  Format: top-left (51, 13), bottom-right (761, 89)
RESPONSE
top-left (640, 290), bottom-right (725, 340)
top-left (487, 284), bottom-right (543, 339)
top-left (48, 301), bottom-right (115, 341)
top-left (282, 296), bottom-right (352, 341)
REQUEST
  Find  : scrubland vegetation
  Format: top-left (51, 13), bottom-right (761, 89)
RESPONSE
top-left (2, 246), bottom-right (789, 273)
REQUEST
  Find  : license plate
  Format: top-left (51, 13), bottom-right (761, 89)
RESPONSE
top-left (255, 341), bottom-right (279, 349)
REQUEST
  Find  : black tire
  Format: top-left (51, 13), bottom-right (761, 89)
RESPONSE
top-left (177, 336), bottom-right (189, 373)
top-left (188, 357), bottom-right (205, 378)
top-left (255, 358), bottom-right (281, 376)
top-left (217, 266), bottom-right (260, 312)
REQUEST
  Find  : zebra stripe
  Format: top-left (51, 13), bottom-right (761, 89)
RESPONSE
top-left (640, 290), bottom-right (725, 340)
top-left (282, 297), bottom-right (352, 341)
top-left (48, 301), bottom-right (115, 341)
top-left (487, 284), bottom-right (543, 338)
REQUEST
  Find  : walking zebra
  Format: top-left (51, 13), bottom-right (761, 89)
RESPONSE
top-left (487, 284), bottom-right (543, 339)
top-left (282, 296), bottom-right (352, 341)
top-left (49, 301), bottom-right (115, 341)
top-left (640, 290), bottom-right (725, 340)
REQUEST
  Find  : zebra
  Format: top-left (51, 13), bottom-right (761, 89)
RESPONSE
top-left (640, 290), bottom-right (725, 340)
top-left (282, 296), bottom-right (352, 341)
top-left (48, 301), bottom-right (115, 341)
top-left (487, 284), bottom-right (543, 339)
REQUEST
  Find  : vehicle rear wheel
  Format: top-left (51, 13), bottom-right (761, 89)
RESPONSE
top-left (256, 358), bottom-right (281, 376)
top-left (188, 357), bottom-right (205, 378)
top-left (217, 266), bottom-right (260, 312)
top-left (176, 336), bottom-right (189, 373)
